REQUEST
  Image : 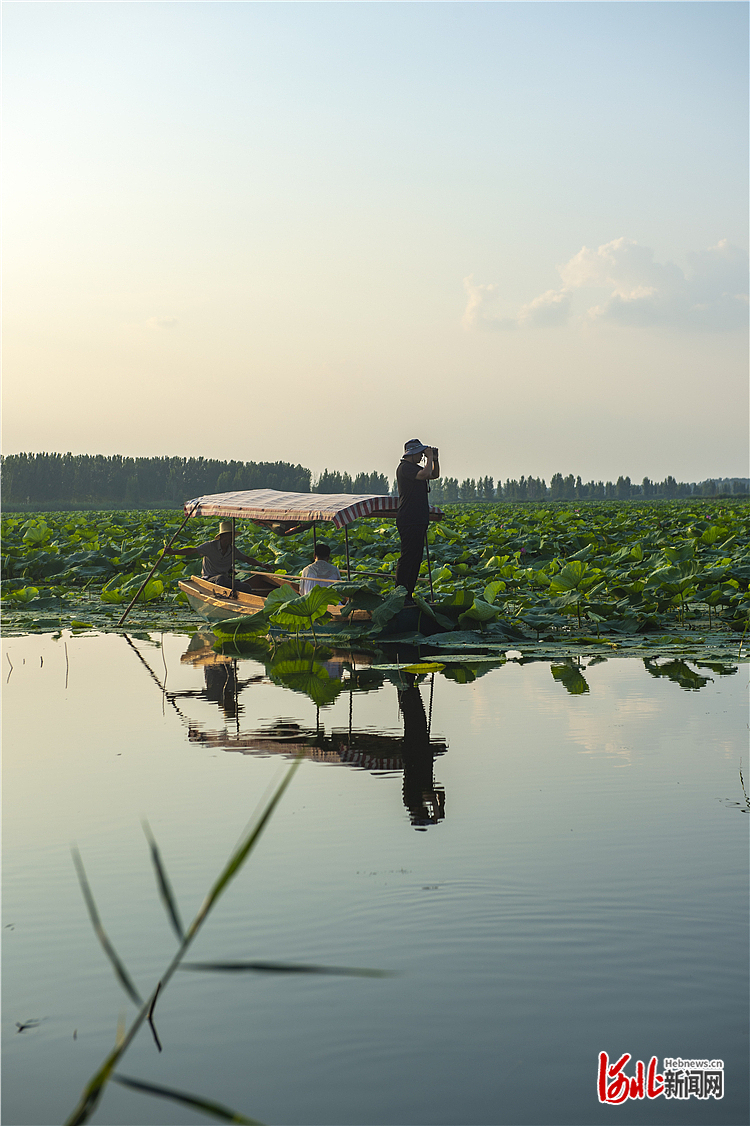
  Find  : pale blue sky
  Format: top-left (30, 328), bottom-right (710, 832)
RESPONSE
top-left (4, 2), bottom-right (748, 484)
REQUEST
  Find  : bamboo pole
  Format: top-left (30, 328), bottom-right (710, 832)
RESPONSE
top-left (117, 504), bottom-right (198, 626)
top-left (231, 517), bottom-right (236, 596)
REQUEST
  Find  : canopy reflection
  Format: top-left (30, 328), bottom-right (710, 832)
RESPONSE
top-left (171, 633), bottom-right (448, 830)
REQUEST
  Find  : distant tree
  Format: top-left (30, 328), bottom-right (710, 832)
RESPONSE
top-left (527, 476), bottom-right (542, 501)
top-left (549, 473), bottom-right (565, 500)
top-left (460, 478), bottom-right (477, 502)
top-left (443, 477), bottom-right (460, 503)
top-left (616, 475), bottom-right (631, 499)
top-left (352, 471), bottom-right (389, 494)
top-left (605, 481), bottom-right (615, 498)
top-left (314, 470), bottom-right (345, 493)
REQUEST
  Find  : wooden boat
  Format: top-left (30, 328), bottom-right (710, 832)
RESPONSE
top-left (177, 488), bottom-right (443, 625)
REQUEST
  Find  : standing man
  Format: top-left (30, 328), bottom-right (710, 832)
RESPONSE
top-left (395, 439), bottom-right (440, 601)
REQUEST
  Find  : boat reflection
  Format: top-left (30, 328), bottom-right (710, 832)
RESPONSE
top-left (178, 633), bottom-right (447, 829)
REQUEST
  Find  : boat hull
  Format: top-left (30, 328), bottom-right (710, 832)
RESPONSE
top-left (178, 575), bottom-right (371, 624)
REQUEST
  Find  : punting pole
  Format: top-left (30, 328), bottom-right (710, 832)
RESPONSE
top-left (428, 672), bottom-right (435, 736)
top-left (344, 524), bottom-right (351, 579)
top-left (424, 528), bottom-right (434, 601)
top-left (118, 503), bottom-right (198, 626)
top-left (231, 517), bottom-right (236, 595)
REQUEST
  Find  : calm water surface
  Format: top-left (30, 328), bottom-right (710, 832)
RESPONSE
top-left (2, 632), bottom-right (748, 1126)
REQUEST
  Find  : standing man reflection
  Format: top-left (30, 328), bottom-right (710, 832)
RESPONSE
top-left (398, 676), bottom-right (445, 829)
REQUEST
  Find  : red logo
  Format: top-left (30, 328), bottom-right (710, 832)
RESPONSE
top-left (598, 1053), bottom-right (664, 1103)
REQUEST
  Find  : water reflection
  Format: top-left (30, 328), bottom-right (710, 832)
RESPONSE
top-left (398, 678), bottom-right (445, 829)
top-left (175, 633), bottom-right (448, 830)
top-left (642, 657), bottom-right (739, 691)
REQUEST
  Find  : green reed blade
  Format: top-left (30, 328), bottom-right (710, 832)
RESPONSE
top-left (112, 1074), bottom-right (263, 1124)
top-left (142, 820), bottom-right (185, 941)
top-left (186, 757), bottom-right (302, 938)
top-left (179, 959), bottom-right (390, 977)
top-left (65, 760), bottom-right (302, 1124)
top-left (71, 848), bottom-right (144, 1008)
top-left (64, 1024), bottom-right (134, 1126)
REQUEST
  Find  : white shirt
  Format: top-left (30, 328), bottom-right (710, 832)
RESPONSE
top-left (299, 559), bottom-right (341, 596)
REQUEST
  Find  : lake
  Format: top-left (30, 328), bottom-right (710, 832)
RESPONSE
top-left (2, 630), bottom-right (748, 1126)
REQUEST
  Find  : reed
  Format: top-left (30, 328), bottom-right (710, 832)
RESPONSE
top-left (65, 761), bottom-right (297, 1124)
top-left (65, 757), bottom-right (386, 1125)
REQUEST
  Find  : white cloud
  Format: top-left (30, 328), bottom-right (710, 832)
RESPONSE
top-left (464, 238), bottom-right (748, 331)
top-left (517, 287), bottom-right (572, 327)
top-left (146, 316), bottom-right (178, 328)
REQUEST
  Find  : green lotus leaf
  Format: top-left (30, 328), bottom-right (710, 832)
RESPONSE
top-left (548, 561), bottom-right (593, 593)
top-left (9, 585), bottom-right (40, 603)
top-left (483, 580), bottom-right (506, 604)
top-left (370, 588), bottom-right (407, 631)
top-left (22, 525), bottom-right (50, 545)
top-left (663, 543), bottom-right (694, 565)
top-left (269, 585), bottom-right (339, 628)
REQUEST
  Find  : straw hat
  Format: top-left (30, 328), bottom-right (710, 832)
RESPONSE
top-left (216, 521), bottom-right (233, 537)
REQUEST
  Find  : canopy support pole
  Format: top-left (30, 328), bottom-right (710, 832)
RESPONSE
top-left (313, 522), bottom-right (317, 549)
top-left (424, 529), bottom-right (434, 601)
top-left (117, 503), bottom-right (197, 626)
top-left (231, 517), bottom-right (236, 596)
top-left (344, 525), bottom-right (351, 579)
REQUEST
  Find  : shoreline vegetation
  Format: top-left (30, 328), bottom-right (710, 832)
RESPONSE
top-left (1, 452), bottom-right (747, 510)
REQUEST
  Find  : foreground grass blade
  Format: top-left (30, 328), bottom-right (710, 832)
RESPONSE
top-left (179, 959), bottom-right (390, 977)
top-left (65, 759), bottom-right (302, 1125)
top-left (186, 757), bottom-right (302, 939)
top-left (142, 820), bottom-right (185, 941)
top-left (71, 848), bottom-right (144, 1008)
top-left (112, 1074), bottom-right (263, 1125)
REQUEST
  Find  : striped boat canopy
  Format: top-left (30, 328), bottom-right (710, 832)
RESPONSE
top-left (183, 489), bottom-right (443, 529)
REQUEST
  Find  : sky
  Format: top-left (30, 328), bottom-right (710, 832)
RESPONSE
top-left (3, 1), bottom-right (748, 486)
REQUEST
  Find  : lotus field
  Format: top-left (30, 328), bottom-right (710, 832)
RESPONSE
top-left (2, 501), bottom-right (749, 654)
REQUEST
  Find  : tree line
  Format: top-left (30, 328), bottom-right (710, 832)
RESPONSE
top-left (427, 474), bottom-right (749, 503)
top-left (1, 452), bottom-right (746, 508)
top-left (0, 453), bottom-right (389, 507)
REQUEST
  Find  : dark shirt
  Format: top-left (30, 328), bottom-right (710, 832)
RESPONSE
top-left (396, 459), bottom-right (429, 524)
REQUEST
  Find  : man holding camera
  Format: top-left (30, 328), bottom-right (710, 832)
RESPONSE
top-left (395, 439), bottom-right (440, 601)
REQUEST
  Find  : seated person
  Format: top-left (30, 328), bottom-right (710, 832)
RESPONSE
top-left (166, 521), bottom-right (268, 593)
top-left (299, 543), bottom-right (341, 595)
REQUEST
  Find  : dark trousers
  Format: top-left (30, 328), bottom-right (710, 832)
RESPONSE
top-left (395, 522), bottom-right (427, 596)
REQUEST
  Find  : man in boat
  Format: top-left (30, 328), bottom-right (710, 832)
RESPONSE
top-left (395, 439), bottom-right (440, 602)
top-left (165, 521), bottom-right (268, 593)
top-left (299, 542), bottom-right (341, 595)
